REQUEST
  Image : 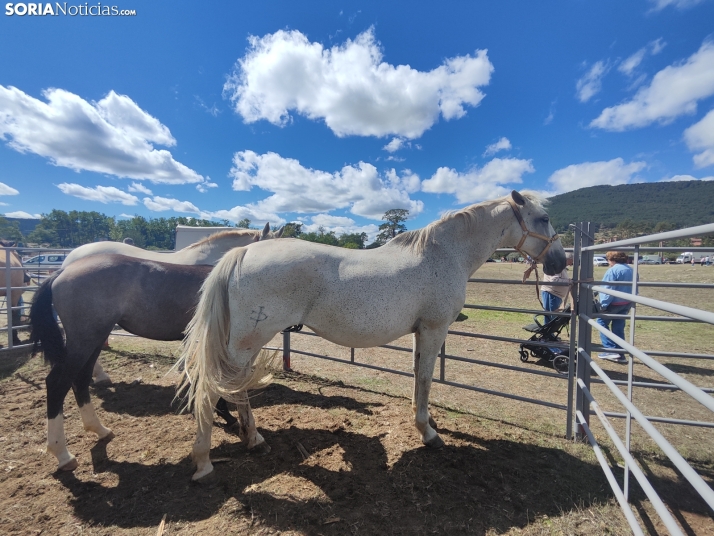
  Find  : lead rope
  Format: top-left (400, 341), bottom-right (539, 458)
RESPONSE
top-left (522, 259), bottom-right (544, 308)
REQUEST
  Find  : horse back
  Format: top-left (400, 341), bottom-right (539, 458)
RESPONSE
top-left (53, 254), bottom-right (213, 341)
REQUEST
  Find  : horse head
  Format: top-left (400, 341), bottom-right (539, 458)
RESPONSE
top-left (257, 223), bottom-right (285, 241)
top-left (507, 190), bottom-right (566, 276)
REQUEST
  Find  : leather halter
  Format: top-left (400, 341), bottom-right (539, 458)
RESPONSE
top-left (506, 198), bottom-right (559, 263)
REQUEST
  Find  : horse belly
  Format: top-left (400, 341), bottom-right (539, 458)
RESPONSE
top-left (304, 296), bottom-right (418, 349)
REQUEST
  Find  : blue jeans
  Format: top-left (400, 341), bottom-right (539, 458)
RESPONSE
top-left (541, 291), bottom-right (562, 324)
top-left (597, 303), bottom-right (632, 350)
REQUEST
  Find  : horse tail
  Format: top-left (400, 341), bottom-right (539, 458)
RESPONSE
top-left (29, 270), bottom-right (66, 366)
top-left (174, 247), bottom-right (275, 423)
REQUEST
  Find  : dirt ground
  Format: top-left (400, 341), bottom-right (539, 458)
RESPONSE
top-left (0, 337), bottom-right (712, 536)
top-left (1, 263), bottom-right (713, 535)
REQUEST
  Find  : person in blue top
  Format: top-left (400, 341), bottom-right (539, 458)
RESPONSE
top-left (597, 250), bottom-right (635, 362)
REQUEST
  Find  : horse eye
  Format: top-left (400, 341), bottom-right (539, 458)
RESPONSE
top-left (541, 216), bottom-right (549, 223)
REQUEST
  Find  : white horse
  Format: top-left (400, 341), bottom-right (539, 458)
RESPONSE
top-left (62, 223), bottom-right (283, 383)
top-left (178, 191), bottom-right (565, 480)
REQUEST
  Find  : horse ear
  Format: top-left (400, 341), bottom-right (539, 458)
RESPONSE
top-left (511, 190), bottom-right (526, 206)
top-left (274, 225), bottom-right (285, 238)
top-left (260, 222), bottom-right (270, 240)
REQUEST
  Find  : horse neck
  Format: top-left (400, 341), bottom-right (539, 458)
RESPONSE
top-left (435, 202), bottom-right (518, 276)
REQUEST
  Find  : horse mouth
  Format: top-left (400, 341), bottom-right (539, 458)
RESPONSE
top-left (542, 256), bottom-right (566, 276)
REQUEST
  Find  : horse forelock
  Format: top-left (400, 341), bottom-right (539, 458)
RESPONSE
top-left (183, 228), bottom-right (261, 250)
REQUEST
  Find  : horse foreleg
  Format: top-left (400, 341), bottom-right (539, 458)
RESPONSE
top-left (412, 331), bottom-right (438, 431)
top-left (45, 366), bottom-right (78, 471)
top-left (413, 328), bottom-right (447, 448)
top-left (234, 391), bottom-right (270, 454)
top-left (74, 352), bottom-right (113, 441)
top-left (192, 392), bottom-right (218, 480)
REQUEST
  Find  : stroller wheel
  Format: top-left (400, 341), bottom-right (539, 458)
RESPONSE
top-left (553, 355), bottom-right (569, 375)
top-left (519, 349), bottom-right (529, 362)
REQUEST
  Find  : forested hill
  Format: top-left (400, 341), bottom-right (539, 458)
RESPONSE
top-left (546, 180), bottom-right (714, 231)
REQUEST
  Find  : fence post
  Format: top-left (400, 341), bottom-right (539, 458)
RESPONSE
top-left (566, 237), bottom-right (580, 440)
top-left (624, 245), bottom-right (640, 500)
top-left (5, 248), bottom-right (13, 349)
top-left (282, 331), bottom-right (291, 371)
top-left (575, 222), bottom-right (595, 440)
top-left (439, 341), bottom-right (446, 381)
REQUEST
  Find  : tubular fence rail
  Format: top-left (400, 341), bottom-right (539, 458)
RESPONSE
top-left (2, 228), bottom-right (713, 533)
top-left (0, 246), bottom-right (72, 351)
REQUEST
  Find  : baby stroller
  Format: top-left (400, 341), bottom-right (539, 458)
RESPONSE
top-left (518, 307), bottom-right (571, 375)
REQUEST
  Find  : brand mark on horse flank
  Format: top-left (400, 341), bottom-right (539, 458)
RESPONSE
top-left (250, 306), bottom-right (268, 327)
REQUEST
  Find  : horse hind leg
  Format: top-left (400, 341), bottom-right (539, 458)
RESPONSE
top-left (192, 390), bottom-right (219, 481)
top-left (234, 391), bottom-right (270, 454)
top-left (45, 365), bottom-right (79, 471)
top-left (92, 360), bottom-right (111, 385)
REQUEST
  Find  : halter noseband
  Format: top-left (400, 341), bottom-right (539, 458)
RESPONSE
top-left (506, 198), bottom-right (559, 263)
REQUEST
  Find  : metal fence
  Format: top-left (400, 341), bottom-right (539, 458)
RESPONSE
top-left (0, 246), bottom-right (71, 351)
top-left (279, 225), bottom-right (714, 534)
top-left (2, 228), bottom-right (713, 533)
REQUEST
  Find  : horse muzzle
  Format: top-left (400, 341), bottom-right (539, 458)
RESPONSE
top-left (542, 242), bottom-right (567, 276)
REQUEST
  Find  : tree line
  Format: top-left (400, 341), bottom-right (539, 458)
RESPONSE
top-left (0, 208), bottom-right (410, 250)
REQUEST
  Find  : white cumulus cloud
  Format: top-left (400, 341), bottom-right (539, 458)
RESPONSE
top-left (224, 28), bottom-right (494, 139)
top-left (4, 211), bottom-right (40, 219)
top-left (483, 137), bottom-right (512, 157)
top-left (205, 205), bottom-right (285, 227)
top-left (0, 86), bottom-right (204, 184)
top-left (546, 158), bottom-right (646, 194)
top-left (196, 180), bottom-right (218, 193)
top-left (684, 109), bottom-right (714, 168)
top-left (618, 39), bottom-right (666, 77)
top-left (591, 40), bottom-right (714, 131)
top-left (383, 137), bottom-right (407, 153)
top-left (421, 157), bottom-right (534, 204)
top-left (303, 214), bottom-right (380, 241)
top-left (128, 182), bottom-right (153, 195)
top-left (143, 196), bottom-right (201, 214)
top-left (0, 182), bottom-right (19, 196)
top-left (229, 150), bottom-right (423, 219)
top-left (57, 183), bottom-right (139, 205)
top-left (576, 60), bottom-right (610, 103)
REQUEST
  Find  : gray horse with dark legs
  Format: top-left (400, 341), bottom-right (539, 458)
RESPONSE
top-left (30, 254), bottom-right (215, 471)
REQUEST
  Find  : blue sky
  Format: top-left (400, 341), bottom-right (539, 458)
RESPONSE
top-left (1, 0), bottom-right (713, 239)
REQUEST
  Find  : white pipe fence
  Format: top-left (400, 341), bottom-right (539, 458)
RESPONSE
top-left (2, 227), bottom-right (713, 533)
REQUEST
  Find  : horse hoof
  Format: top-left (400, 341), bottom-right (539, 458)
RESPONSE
top-left (58, 457), bottom-right (79, 472)
top-left (98, 431), bottom-right (115, 443)
top-left (249, 442), bottom-right (271, 456)
top-left (93, 378), bottom-right (112, 387)
top-left (192, 468), bottom-right (217, 485)
top-left (429, 416), bottom-right (438, 430)
top-left (424, 435), bottom-right (445, 449)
